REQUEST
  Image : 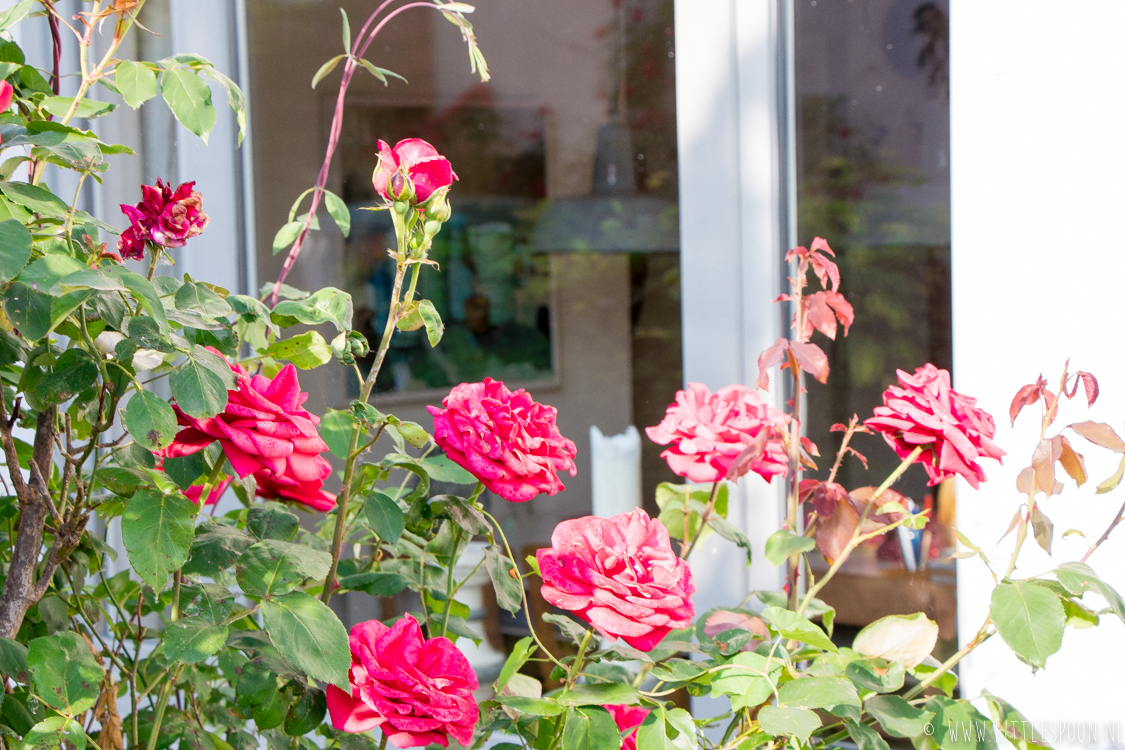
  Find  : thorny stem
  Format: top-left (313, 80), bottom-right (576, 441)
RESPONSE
top-left (826, 415), bottom-right (861, 485)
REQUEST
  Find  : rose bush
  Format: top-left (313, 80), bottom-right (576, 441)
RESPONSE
top-left (429, 377), bottom-right (577, 502)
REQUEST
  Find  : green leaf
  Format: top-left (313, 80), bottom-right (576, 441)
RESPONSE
top-left (248, 507), bottom-right (300, 541)
top-left (1055, 561), bottom-right (1125, 622)
top-left (323, 189), bottom-right (351, 238)
top-left (557, 682), bottom-right (640, 706)
top-left (845, 720), bottom-right (891, 750)
top-left (982, 689), bottom-right (1052, 750)
top-left (182, 521), bottom-right (255, 577)
top-left (49, 289), bottom-right (96, 333)
top-left (116, 60), bottom-right (158, 108)
top-left (260, 591), bottom-right (350, 689)
top-left (35, 349), bottom-right (98, 406)
top-left (363, 491), bottom-right (405, 544)
top-left (562, 706), bottom-right (619, 750)
top-left (311, 54), bottom-right (346, 89)
top-left (122, 490), bottom-right (196, 590)
top-left (27, 631), bottom-right (104, 715)
top-left (340, 7), bottom-right (352, 50)
top-left (320, 408), bottom-right (358, 459)
top-left (388, 420), bottom-right (431, 449)
top-left (41, 96), bottom-right (115, 119)
top-left (762, 606), bottom-right (837, 652)
top-left (757, 706), bottom-right (821, 741)
top-left (164, 617), bottom-right (229, 664)
top-left (22, 717), bottom-right (86, 750)
top-left (191, 344), bottom-right (237, 388)
top-left (161, 67), bottom-right (217, 141)
top-left (926, 696), bottom-right (997, 750)
top-left (844, 658), bottom-right (905, 693)
top-left (710, 651), bottom-right (780, 711)
top-left (170, 352), bottom-right (229, 419)
top-left (0, 181), bottom-right (68, 218)
top-left (0, 1), bottom-right (35, 34)
top-left (865, 694), bottom-right (934, 738)
top-left (484, 545), bottom-right (523, 614)
top-left (18, 255), bottom-right (88, 294)
top-left (990, 581), bottom-right (1065, 669)
top-left (852, 612), bottom-right (939, 667)
top-left (778, 676), bottom-right (859, 708)
top-left (0, 219), bottom-right (32, 283)
top-left (236, 540), bottom-right (331, 597)
top-left (3, 282), bottom-right (52, 340)
top-left (416, 299), bottom-right (444, 346)
top-left (494, 637), bottom-right (534, 693)
top-left (1096, 454), bottom-right (1125, 494)
top-left (0, 637), bottom-right (28, 682)
top-left (263, 330), bottom-right (332, 369)
top-left (336, 571), bottom-right (410, 597)
top-left (229, 294), bottom-right (280, 335)
top-left (175, 281), bottom-right (233, 319)
top-left (637, 707), bottom-right (698, 750)
top-left (416, 455), bottom-right (475, 484)
top-left (181, 582), bottom-right (235, 623)
top-left (495, 696), bottom-right (565, 717)
top-left (121, 271), bottom-right (169, 332)
top-left (284, 687), bottom-right (327, 736)
top-left (271, 287), bottom-right (353, 333)
top-left (764, 529), bottom-right (816, 567)
top-left (124, 390), bottom-right (178, 452)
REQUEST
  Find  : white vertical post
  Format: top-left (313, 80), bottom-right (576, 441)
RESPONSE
top-left (952, 0), bottom-right (1125, 726)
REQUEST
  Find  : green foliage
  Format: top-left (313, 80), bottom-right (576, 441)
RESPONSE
top-left (26, 632), bottom-right (103, 716)
top-left (122, 490), bottom-right (196, 590)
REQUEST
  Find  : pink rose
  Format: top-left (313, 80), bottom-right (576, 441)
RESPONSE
top-left (118, 179), bottom-right (209, 259)
top-left (154, 457), bottom-right (232, 506)
top-left (606, 705), bottom-right (650, 750)
top-left (372, 138), bottom-right (456, 204)
top-left (428, 378), bottom-right (577, 503)
top-left (537, 508), bottom-right (695, 651)
top-left (254, 470), bottom-right (336, 513)
top-left (166, 353), bottom-right (333, 501)
top-left (0, 81), bottom-right (11, 113)
top-left (326, 616), bottom-right (478, 749)
top-left (645, 383), bottom-right (789, 484)
top-left (865, 363), bottom-right (1005, 489)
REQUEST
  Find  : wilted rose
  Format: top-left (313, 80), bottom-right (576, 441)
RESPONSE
top-left (428, 378), bottom-right (577, 503)
top-left (326, 616), bottom-right (478, 748)
top-left (372, 138), bottom-right (456, 204)
top-left (118, 179), bottom-right (209, 259)
top-left (165, 352), bottom-right (333, 509)
top-left (865, 363), bottom-right (1005, 489)
top-left (537, 508), bottom-right (695, 651)
top-left (646, 383), bottom-right (788, 484)
top-left (606, 705), bottom-right (650, 750)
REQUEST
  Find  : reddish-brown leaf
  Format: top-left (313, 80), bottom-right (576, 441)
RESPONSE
top-left (725, 430), bottom-right (769, 481)
top-left (810, 236), bottom-right (836, 257)
top-left (847, 447), bottom-right (869, 469)
top-left (805, 292), bottom-right (837, 340)
top-left (790, 341), bottom-right (829, 384)
top-left (848, 486), bottom-right (910, 533)
top-left (1009, 382), bottom-right (1042, 427)
top-left (1053, 434), bottom-right (1088, 487)
top-left (1077, 371), bottom-right (1099, 407)
top-left (830, 423), bottom-right (849, 432)
top-left (1069, 420), bottom-right (1125, 453)
top-left (823, 291), bottom-right (854, 336)
top-left (998, 508), bottom-right (1023, 542)
top-left (801, 436), bottom-right (820, 458)
top-left (772, 294), bottom-right (791, 303)
top-left (808, 252), bottom-right (841, 292)
top-left (785, 246), bottom-right (807, 263)
top-left (1031, 439), bottom-right (1057, 496)
top-left (807, 481), bottom-right (855, 564)
top-left (756, 338), bottom-right (790, 391)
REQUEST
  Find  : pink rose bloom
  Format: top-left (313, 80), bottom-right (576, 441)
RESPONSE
top-left (165, 352), bottom-right (332, 499)
top-left (646, 383), bottom-right (789, 484)
top-left (326, 616), bottom-right (478, 749)
top-left (865, 363), bottom-right (1005, 489)
top-left (118, 179), bottom-right (209, 259)
top-left (372, 138), bottom-right (456, 204)
top-left (254, 470), bottom-right (336, 513)
top-left (428, 378), bottom-right (577, 503)
top-left (537, 508), bottom-right (695, 651)
top-left (606, 705), bottom-right (650, 750)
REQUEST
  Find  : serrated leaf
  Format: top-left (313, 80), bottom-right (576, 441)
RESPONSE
top-left (121, 271), bottom-right (169, 332)
top-left (115, 60), bottom-right (158, 108)
top-left (764, 529), bottom-right (816, 567)
top-left (170, 354), bottom-right (228, 419)
top-left (990, 581), bottom-right (1064, 669)
top-left (182, 521), bottom-right (255, 577)
top-left (3, 282), bottom-right (52, 340)
top-left (0, 219), bottom-right (32, 283)
top-left (762, 606), bottom-right (836, 652)
top-left (557, 682), bottom-right (640, 706)
top-left (562, 706), bottom-right (619, 750)
top-left (363, 491), bottom-right (405, 544)
top-left (270, 287), bottom-right (353, 333)
top-left (22, 717), bottom-right (86, 750)
top-left (260, 591), bottom-right (350, 689)
top-left (162, 67), bottom-right (217, 141)
top-left (248, 507), bottom-right (299, 541)
top-left (27, 631), bottom-right (104, 715)
top-left (164, 617), bottom-right (228, 664)
top-left (35, 348), bottom-right (98, 405)
top-left (175, 281), bottom-right (232, 319)
top-left (124, 390), bottom-right (178, 451)
top-left (778, 676), bottom-right (859, 708)
top-left (237, 539), bottom-right (331, 597)
top-left (757, 706), bottom-right (820, 741)
top-left (272, 220), bottom-right (304, 254)
top-left (122, 490), bottom-right (196, 590)
top-left (495, 637), bottom-right (534, 693)
top-left (1055, 561), bottom-right (1125, 622)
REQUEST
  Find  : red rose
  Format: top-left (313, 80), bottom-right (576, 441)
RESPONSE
top-left (537, 508), bottom-right (695, 652)
top-left (606, 705), bottom-right (650, 750)
top-left (254, 470), bottom-right (336, 513)
top-left (165, 353), bottom-right (333, 504)
top-left (326, 616), bottom-right (478, 749)
top-left (645, 383), bottom-right (789, 484)
top-left (0, 81), bottom-right (12, 113)
top-left (428, 378), bottom-right (577, 503)
top-left (372, 138), bottom-right (456, 204)
top-left (117, 179), bottom-right (209, 259)
top-left (865, 363), bottom-right (1005, 489)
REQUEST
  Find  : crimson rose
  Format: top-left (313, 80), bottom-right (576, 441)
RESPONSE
top-left (372, 138), bottom-right (456, 204)
top-left (118, 179), bottom-right (209, 259)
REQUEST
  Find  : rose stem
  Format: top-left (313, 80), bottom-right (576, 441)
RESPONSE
top-left (681, 481), bottom-right (721, 561)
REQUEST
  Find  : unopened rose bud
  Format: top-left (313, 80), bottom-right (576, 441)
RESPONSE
top-left (425, 192), bottom-right (451, 223)
top-left (347, 331), bottom-right (369, 359)
top-left (389, 170), bottom-right (415, 202)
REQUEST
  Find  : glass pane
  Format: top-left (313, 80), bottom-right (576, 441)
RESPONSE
top-left (793, 0), bottom-right (955, 643)
top-left (246, 0), bottom-right (681, 560)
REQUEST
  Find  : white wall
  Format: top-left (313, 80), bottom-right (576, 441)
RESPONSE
top-left (952, 0), bottom-right (1125, 733)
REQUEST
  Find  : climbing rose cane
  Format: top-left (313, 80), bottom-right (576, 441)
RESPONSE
top-left (537, 508), bottom-right (695, 651)
top-left (429, 378), bottom-right (577, 503)
top-left (372, 138), bottom-right (457, 204)
top-left (117, 178), bottom-right (209, 259)
top-left (607, 705), bottom-right (650, 750)
top-left (326, 616), bottom-right (478, 748)
top-left (646, 383), bottom-right (789, 483)
top-left (865, 363), bottom-right (1005, 489)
